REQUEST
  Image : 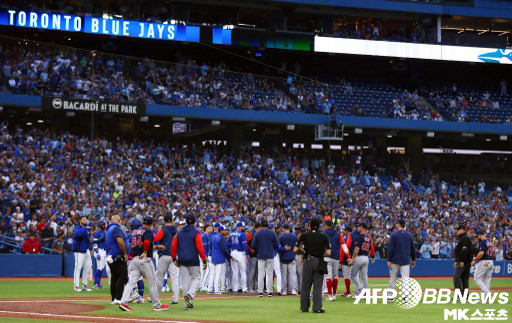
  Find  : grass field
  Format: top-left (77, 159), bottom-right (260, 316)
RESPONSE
top-left (0, 278), bottom-right (510, 323)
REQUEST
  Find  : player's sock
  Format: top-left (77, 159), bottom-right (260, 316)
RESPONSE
top-left (345, 279), bottom-right (350, 293)
top-left (137, 280), bottom-right (144, 297)
top-left (94, 269), bottom-right (102, 285)
top-left (163, 279), bottom-right (167, 288)
top-left (332, 279), bottom-right (338, 295)
top-left (326, 279), bottom-right (332, 296)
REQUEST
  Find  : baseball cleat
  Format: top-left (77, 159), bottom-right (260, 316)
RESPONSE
top-left (387, 298), bottom-right (395, 303)
top-left (119, 304), bottom-right (132, 312)
top-left (111, 299), bottom-right (121, 305)
top-left (82, 285), bottom-right (92, 292)
top-left (93, 284), bottom-right (103, 289)
top-left (291, 291), bottom-right (298, 295)
top-left (74, 286), bottom-right (82, 292)
top-left (154, 304), bottom-right (170, 311)
top-left (184, 294), bottom-right (194, 309)
top-left (258, 293), bottom-right (263, 297)
top-left (207, 291), bottom-right (215, 294)
top-left (171, 300), bottom-right (178, 305)
top-left (146, 297), bottom-right (152, 303)
top-left (136, 297), bottom-right (144, 304)
top-left (313, 308), bottom-right (326, 314)
top-left (268, 293), bottom-right (274, 297)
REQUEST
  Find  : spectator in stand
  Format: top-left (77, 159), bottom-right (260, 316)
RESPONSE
top-left (22, 232), bottom-right (42, 254)
top-left (41, 223), bottom-right (56, 249)
top-left (420, 241), bottom-right (432, 259)
top-left (52, 232), bottom-right (66, 255)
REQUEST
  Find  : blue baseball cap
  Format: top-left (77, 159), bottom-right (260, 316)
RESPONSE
top-left (130, 219), bottom-right (142, 229)
top-left (213, 222), bottom-right (221, 228)
top-left (218, 226), bottom-right (226, 232)
top-left (236, 222), bottom-right (244, 228)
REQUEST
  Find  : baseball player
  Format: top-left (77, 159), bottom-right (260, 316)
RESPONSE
top-left (324, 220), bottom-right (350, 301)
top-left (471, 229), bottom-right (495, 297)
top-left (126, 219), bottom-right (145, 304)
top-left (350, 223), bottom-right (375, 297)
top-left (154, 214), bottom-right (179, 304)
top-left (200, 224), bottom-right (213, 291)
top-left (251, 219), bottom-right (279, 297)
top-left (93, 220), bottom-right (111, 288)
top-left (270, 224), bottom-right (283, 296)
top-left (246, 224), bottom-right (259, 293)
top-left (228, 222), bottom-right (250, 293)
top-left (386, 219), bottom-right (416, 302)
top-left (73, 215), bottom-right (92, 292)
top-left (208, 226), bottom-right (231, 294)
top-left (279, 224), bottom-right (298, 296)
top-left (171, 215), bottom-right (207, 310)
top-left (119, 216), bottom-right (169, 312)
top-left (339, 226), bottom-right (353, 296)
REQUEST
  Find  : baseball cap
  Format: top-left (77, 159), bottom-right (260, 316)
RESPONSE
top-left (310, 217), bottom-right (320, 230)
top-left (186, 215), bottom-right (196, 225)
top-left (474, 228), bottom-right (484, 235)
top-left (143, 215), bottom-right (153, 225)
top-left (236, 222), bottom-right (244, 228)
top-left (325, 220), bottom-right (334, 227)
top-left (260, 219), bottom-right (269, 227)
top-left (213, 222), bottom-right (221, 228)
top-left (164, 215), bottom-right (172, 222)
top-left (398, 219), bottom-right (406, 228)
top-left (218, 226), bottom-right (226, 232)
top-left (130, 219), bottom-right (142, 229)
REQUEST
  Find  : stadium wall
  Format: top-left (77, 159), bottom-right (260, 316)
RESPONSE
top-left (0, 255), bottom-right (510, 277)
top-left (2, 94), bottom-right (512, 134)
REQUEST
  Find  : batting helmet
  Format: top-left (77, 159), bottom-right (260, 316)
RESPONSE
top-left (130, 219), bottom-right (142, 230)
top-left (143, 215), bottom-right (153, 225)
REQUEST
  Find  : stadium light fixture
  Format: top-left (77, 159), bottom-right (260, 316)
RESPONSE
top-left (252, 142), bottom-right (260, 147)
top-left (26, 122), bottom-right (32, 126)
top-left (427, 132), bottom-right (435, 138)
top-left (154, 124), bottom-right (161, 128)
top-left (0, 106), bottom-right (3, 112)
top-left (354, 128), bottom-right (363, 134)
top-left (211, 120), bottom-right (221, 126)
top-left (462, 133), bottom-right (474, 137)
top-left (485, 138), bottom-right (491, 142)
top-left (344, 133), bottom-right (349, 137)
top-left (37, 120), bottom-right (44, 123)
top-left (140, 116), bottom-right (149, 122)
top-left (387, 135), bottom-right (393, 138)
top-left (286, 124), bottom-right (295, 131)
top-left (65, 112), bottom-right (75, 117)
top-left (252, 128), bottom-right (256, 132)
top-left (500, 135), bottom-right (508, 141)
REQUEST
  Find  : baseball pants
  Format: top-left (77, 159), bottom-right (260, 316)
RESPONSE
top-left (74, 250), bottom-right (92, 288)
top-left (121, 257), bottom-right (161, 308)
top-left (224, 260), bottom-right (232, 290)
top-left (95, 249), bottom-right (111, 284)
top-left (231, 250), bottom-right (248, 292)
top-left (474, 260), bottom-right (493, 294)
top-left (280, 260), bottom-right (298, 294)
top-left (301, 256), bottom-right (323, 312)
top-left (389, 263), bottom-right (410, 288)
top-left (325, 257), bottom-right (338, 280)
top-left (342, 264), bottom-right (351, 279)
top-left (247, 257), bottom-right (257, 291)
top-left (296, 255), bottom-right (303, 291)
top-left (108, 258), bottom-right (128, 301)
top-left (257, 259), bottom-right (274, 294)
top-left (180, 265), bottom-right (201, 299)
top-left (351, 255), bottom-right (369, 296)
top-left (273, 254), bottom-right (282, 293)
top-left (453, 262), bottom-right (471, 294)
top-left (156, 255), bottom-right (180, 302)
top-left (202, 256), bottom-right (213, 290)
top-left (208, 263), bottom-right (226, 293)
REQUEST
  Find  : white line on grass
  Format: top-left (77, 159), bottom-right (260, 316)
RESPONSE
top-left (0, 310), bottom-right (197, 323)
top-left (0, 296), bottom-right (259, 303)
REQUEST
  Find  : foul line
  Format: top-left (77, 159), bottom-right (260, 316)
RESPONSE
top-left (0, 296), bottom-right (257, 303)
top-left (0, 310), bottom-right (197, 323)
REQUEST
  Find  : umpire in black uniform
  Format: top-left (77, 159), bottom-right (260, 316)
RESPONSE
top-left (453, 224), bottom-right (473, 295)
top-left (294, 217), bottom-right (331, 313)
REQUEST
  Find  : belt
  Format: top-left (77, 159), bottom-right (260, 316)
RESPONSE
top-left (306, 255), bottom-right (321, 260)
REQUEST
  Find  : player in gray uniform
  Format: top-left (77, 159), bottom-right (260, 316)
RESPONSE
top-left (119, 216), bottom-right (169, 312)
top-left (471, 229), bottom-right (495, 296)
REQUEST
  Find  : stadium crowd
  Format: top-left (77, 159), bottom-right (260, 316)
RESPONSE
top-left (0, 125), bottom-right (510, 259)
top-left (0, 42), bottom-right (444, 121)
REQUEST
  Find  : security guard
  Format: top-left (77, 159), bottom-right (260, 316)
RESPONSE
top-left (453, 224), bottom-right (473, 296)
top-left (294, 217), bottom-right (331, 314)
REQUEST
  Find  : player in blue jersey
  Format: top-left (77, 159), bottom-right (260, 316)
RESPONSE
top-left (228, 222), bottom-right (250, 293)
top-left (72, 215), bottom-right (92, 292)
top-left (350, 223), bottom-right (375, 297)
top-left (471, 229), bottom-right (495, 296)
top-left (119, 216), bottom-right (169, 312)
top-left (92, 220), bottom-right (111, 288)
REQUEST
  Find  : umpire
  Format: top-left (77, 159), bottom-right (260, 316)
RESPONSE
top-left (453, 224), bottom-right (472, 296)
top-left (294, 217), bottom-right (331, 314)
top-left (105, 215), bottom-right (128, 304)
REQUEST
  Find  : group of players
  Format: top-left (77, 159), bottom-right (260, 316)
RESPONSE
top-left (71, 214), bottom-right (497, 313)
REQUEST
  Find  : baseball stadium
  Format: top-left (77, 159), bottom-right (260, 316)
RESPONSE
top-left (0, 0), bottom-right (511, 322)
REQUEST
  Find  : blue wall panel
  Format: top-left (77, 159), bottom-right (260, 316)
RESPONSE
top-left (0, 254), bottom-right (62, 277)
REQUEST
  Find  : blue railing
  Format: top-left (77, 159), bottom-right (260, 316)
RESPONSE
top-left (0, 234), bottom-right (54, 255)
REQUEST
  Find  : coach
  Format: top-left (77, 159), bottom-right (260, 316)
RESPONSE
top-left (251, 219), bottom-right (279, 297)
top-left (386, 219), bottom-right (415, 298)
top-left (105, 215), bottom-right (128, 304)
